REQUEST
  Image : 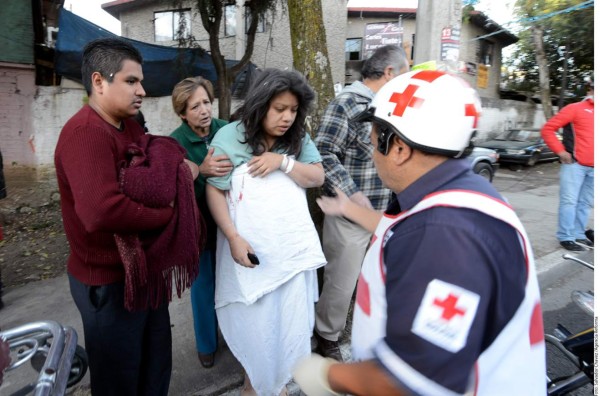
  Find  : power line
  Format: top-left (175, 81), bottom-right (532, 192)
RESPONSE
top-left (467, 0), bottom-right (594, 42)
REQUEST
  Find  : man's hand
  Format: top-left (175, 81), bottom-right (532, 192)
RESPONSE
top-left (198, 148), bottom-right (233, 177)
top-left (317, 187), bottom-right (350, 217)
top-left (558, 151), bottom-right (573, 164)
top-left (349, 191), bottom-right (373, 209)
top-left (293, 354), bottom-right (341, 396)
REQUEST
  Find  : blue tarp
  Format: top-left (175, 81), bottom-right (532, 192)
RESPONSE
top-left (55, 8), bottom-right (253, 97)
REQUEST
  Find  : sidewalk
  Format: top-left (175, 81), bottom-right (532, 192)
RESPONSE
top-left (0, 166), bottom-right (590, 395)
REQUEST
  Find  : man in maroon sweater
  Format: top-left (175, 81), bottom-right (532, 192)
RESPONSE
top-left (541, 82), bottom-right (594, 251)
top-left (54, 38), bottom-right (186, 395)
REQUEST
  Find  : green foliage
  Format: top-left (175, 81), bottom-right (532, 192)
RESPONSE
top-left (462, 4), bottom-right (476, 23)
top-left (506, 0), bottom-right (594, 100)
top-left (190, 0), bottom-right (282, 118)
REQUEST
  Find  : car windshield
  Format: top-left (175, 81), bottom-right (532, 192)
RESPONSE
top-left (504, 130), bottom-right (540, 143)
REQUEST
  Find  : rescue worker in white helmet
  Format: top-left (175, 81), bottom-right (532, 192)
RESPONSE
top-left (294, 70), bottom-right (546, 396)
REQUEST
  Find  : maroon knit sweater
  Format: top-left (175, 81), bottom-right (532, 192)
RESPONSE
top-left (54, 106), bottom-right (173, 286)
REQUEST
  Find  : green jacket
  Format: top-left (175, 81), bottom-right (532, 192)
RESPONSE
top-left (170, 118), bottom-right (228, 250)
top-left (170, 118), bottom-right (228, 201)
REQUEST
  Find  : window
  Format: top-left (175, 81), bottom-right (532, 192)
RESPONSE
top-left (154, 10), bottom-right (191, 42)
top-left (345, 38), bottom-right (362, 60)
top-left (245, 8), bottom-right (265, 33)
top-left (224, 4), bottom-right (237, 37)
top-left (479, 40), bottom-right (494, 66)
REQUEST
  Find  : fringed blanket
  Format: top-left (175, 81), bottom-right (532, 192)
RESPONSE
top-left (116, 134), bottom-right (203, 311)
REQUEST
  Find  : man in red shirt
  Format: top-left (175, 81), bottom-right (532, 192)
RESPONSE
top-left (54, 38), bottom-right (198, 395)
top-left (541, 82), bottom-right (594, 251)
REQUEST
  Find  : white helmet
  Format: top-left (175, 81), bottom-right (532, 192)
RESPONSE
top-left (357, 70), bottom-right (481, 158)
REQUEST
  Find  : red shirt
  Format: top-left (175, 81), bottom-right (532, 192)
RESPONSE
top-left (541, 98), bottom-right (594, 166)
top-left (54, 106), bottom-right (173, 285)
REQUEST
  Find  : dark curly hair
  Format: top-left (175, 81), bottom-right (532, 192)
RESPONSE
top-left (236, 68), bottom-right (315, 157)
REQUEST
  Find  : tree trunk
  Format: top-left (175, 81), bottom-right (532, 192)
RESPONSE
top-left (531, 24), bottom-right (553, 119)
top-left (558, 41), bottom-right (570, 109)
top-left (196, 0), bottom-right (262, 120)
top-left (287, 0), bottom-right (334, 239)
top-left (288, 0), bottom-right (334, 135)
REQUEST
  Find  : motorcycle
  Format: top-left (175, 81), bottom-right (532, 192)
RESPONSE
top-left (545, 250), bottom-right (594, 395)
top-left (0, 320), bottom-right (88, 396)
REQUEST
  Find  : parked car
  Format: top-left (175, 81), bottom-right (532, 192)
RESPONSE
top-left (466, 147), bottom-right (500, 182)
top-left (478, 128), bottom-right (559, 166)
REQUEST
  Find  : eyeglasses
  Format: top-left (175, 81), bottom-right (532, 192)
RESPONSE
top-left (374, 122), bottom-right (396, 155)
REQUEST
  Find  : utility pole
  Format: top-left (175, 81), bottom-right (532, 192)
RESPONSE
top-left (413, 0), bottom-right (463, 71)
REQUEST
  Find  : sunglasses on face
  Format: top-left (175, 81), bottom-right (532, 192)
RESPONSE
top-left (375, 122), bottom-right (397, 155)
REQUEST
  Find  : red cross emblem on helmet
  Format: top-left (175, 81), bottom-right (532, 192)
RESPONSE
top-left (370, 70), bottom-right (481, 157)
top-left (388, 70), bottom-right (479, 128)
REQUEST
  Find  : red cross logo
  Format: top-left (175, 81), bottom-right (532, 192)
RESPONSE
top-left (388, 70), bottom-right (480, 127)
top-left (388, 71), bottom-right (441, 117)
top-left (433, 293), bottom-right (466, 321)
top-left (465, 103), bottom-right (479, 128)
top-left (389, 85), bottom-right (422, 117)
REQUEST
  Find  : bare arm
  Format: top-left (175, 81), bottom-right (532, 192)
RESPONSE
top-left (205, 184), bottom-right (256, 268)
top-left (247, 153), bottom-right (325, 188)
top-left (329, 361), bottom-right (406, 396)
top-left (286, 160), bottom-right (325, 188)
top-left (317, 187), bottom-right (382, 233)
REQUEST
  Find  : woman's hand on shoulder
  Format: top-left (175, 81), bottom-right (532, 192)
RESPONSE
top-left (248, 152), bottom-right (284, 178)
top-left (198, 147), bottom-right (234, 177)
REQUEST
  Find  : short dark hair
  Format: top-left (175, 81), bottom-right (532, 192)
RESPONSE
top-left (361, 45), bottom-right (408, 80)
top-left (236, 68), bottom-right (315, 157)
top-left (81, 38), bottom-right (143, 96)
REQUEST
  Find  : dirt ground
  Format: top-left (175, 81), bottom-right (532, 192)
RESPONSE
top-left (0, 171), bottom-right (69, 293)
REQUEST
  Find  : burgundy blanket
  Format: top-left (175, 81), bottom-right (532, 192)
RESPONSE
top-left (116, 134), bottom-right (203, 311)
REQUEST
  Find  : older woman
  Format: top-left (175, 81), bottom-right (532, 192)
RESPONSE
top-left (170, 76), bottom-right (233, 368)
top-left (207, 69), bottom-right (326, 396)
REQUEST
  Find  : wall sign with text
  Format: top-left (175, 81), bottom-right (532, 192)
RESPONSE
top-left (363, 22), bottom-right (403, 59)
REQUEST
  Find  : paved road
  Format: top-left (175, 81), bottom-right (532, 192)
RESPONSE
top-left (1, 160), bottom-right (595, 395)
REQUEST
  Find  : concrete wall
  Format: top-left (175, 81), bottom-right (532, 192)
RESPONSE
top-left (322, 0), bottom-right (348, 86)
top-left (459, 23), bottom-right (504, 99)
top-left (413, 0), bottom-right (462, 65)
top-left (117, 0), bottom-right (346, 87)
top-left (1, 78), bottom-right (235, 175)
top-left (2, 77), bottom-right (547, 179)
top-left (0, 64), bottom-right (37, 169)
top-left (477, 97), bottom-right (549, 141)
top-left (347, 11), bottom-right (506, 100)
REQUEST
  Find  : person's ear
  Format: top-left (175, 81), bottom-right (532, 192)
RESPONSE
top-left (91, 72), bottom-right (104, 94)
top-left (391, 136), bottom-right (411, 165)
top-left (384, 66), bottom-right (396, 81)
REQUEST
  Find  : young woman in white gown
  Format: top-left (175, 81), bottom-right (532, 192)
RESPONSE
top-left (206, 69), bottom-right (326, 396)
